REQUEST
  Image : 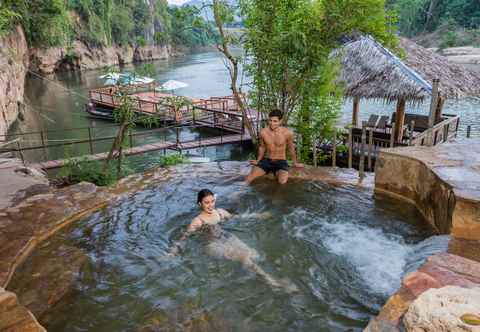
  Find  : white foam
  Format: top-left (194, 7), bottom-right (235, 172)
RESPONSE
top-left (322, 222), bottom-right (408, 295)
top-left (292, 219), bottom-right (449, 297)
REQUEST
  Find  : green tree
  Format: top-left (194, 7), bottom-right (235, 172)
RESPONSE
top-left (240, 0), bottom-right (396, 163)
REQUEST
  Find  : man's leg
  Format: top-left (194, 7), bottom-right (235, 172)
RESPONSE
top-left (245, 166), bottom-right (266, 184)
top-left (276, 170), bottom-right (289, 185)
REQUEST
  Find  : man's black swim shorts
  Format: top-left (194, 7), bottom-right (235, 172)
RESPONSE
top-left (257, 158), bottom-right (289, 174)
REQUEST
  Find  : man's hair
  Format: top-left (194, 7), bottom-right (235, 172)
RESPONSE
top-left (268, 109), bottom-right (283, 120)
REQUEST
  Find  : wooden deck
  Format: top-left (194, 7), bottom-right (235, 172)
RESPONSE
top-left (30, 132), bottom-right (251, 170)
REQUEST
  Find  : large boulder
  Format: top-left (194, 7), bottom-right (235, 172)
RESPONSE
top-left (403, 286), bottom-right (480, 332)
top-left (0, 287), bottom-right (46, 332)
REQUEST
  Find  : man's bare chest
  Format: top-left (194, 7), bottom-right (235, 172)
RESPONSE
top-left (263, 131), bottom-right (287, 146)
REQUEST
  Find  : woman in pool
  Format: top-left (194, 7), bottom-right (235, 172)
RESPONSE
top-left (171, 189), bottom-right (296, 292)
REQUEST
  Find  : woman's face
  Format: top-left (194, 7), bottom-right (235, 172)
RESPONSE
top-left (200, 195), bottom-right (216, 214)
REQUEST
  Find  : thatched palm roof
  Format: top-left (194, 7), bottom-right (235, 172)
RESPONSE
top-left (399, 37), bottom-right (480, 99)
top-left (337, 36), bottom-right (480, 102)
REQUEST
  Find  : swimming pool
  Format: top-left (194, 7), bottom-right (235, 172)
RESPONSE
top-left (9, 164), bottom-right (449, 332)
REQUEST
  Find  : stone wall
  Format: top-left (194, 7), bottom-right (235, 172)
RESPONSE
top-left (374, 142), bottom-right (480, 240)
top-left (0, 26), bottom-right (29, 139)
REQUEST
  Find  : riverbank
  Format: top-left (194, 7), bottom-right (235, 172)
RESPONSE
top-left (432, 46), bottom-right (480, 65)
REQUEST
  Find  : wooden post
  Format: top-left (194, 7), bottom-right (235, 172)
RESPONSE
top-left (313, 136), bottom-right (317, 167)
top-left (176, 127), bottom-right (180, 146)
top-left (40, 131), bottom-right (47, 161)
top-left (352, 96), bottom-right (360, 127)
top-left (427, 79), bottom-right (440, 146)
top-left (434, 96), bottom-right (445, 124)
top-left (409, 120), bottom-right (415, 146)
top-left (16, 141), bottom-right (25, 165)
top-left (332, 128), bottom-right (337, 167)
top-left (390, 122), bottom-right (395, 147)
top-left (348, 127), bottom-right (353, 169)
top-left (393, 98), bottom-right (406, 143)
top-left (367, 128), bottom-right (373, 171)
top-left (88, 127), bottom-right (94, 154)
top-left (359, 122), bottom-right (366, 178)
top-left (467, 125), bottom-right (471, 138)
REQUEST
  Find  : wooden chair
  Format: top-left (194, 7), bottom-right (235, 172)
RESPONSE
top-left (376, 116), bottom-right (390, 132)
top-left (366, 114), bottom-right (379, 128)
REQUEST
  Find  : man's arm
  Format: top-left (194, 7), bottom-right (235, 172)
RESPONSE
top-left (287, 130), bottom-right (303, 168)
top-left (251, 131), bottom-right (266, 165)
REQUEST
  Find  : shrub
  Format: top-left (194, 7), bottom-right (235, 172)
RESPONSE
top-left (159, 153), bottom-right (188, 167)
top-left (58, 157), bottom-right (131, 186)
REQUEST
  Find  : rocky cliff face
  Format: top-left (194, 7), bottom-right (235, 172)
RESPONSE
top-left (29, 41), bottom-right (177, 75)
top-left (0, 26), bottom-right (29, 139)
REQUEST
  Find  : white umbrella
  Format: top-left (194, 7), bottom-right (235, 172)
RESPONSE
top-left (99, 72), bottom-right (120, 80)
top-left (159, 80), bottom-right (189, 91)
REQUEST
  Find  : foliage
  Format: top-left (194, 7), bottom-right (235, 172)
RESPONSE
top-left (58, 157), bottom-right (120, 186)
top-left (387, 0), bottom-right (480, 39)
top-left (159, 153), bottom-right (188, 166)
top-left (1, 0), bottom-right (212, 48)
top-left (169, 5), bottom-right (217, 47)
top-left (240, 0), bottom-right (395, 164)
top-left (0, 6), bottom-right (21, 36)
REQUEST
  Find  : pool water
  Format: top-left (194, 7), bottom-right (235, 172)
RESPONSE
top-left (10, 164), bottom-right (449, 332)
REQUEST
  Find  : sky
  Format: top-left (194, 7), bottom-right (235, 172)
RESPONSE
top-left (167, 0), bottom-right (189, 5)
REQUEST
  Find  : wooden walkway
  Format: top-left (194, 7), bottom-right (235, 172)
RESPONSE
top-left (31, 132), bottom-right (251, 170)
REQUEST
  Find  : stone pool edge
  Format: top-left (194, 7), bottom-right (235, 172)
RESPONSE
top-left (0, 164), bottom-right (372, 332)
top-left (366, 141), bottom-right (480, 331)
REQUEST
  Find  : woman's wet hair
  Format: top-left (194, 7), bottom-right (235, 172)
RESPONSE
top-left (197, 189), bottom-right (215, 204)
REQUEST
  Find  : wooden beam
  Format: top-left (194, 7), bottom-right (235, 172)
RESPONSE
top-left (352, 96), bottom-right (360, 127)
top-left (427, 79), bottom-right (440, 146)
top-left (434, 96), bottom-right (445, 124)
top-left (393, 98), bottom-right (406, 143)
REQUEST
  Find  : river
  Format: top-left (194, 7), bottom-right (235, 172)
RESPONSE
top-left (9, 51), bottom-right (480, 169)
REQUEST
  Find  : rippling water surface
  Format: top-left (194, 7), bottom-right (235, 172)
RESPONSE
top-left (11, 164), bottom-right (449, 332)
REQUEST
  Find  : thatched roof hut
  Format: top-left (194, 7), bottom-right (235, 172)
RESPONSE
top-left (337, 36), bottom-right (480, 102)
top-left (336, 35), bottom-right (480, 142)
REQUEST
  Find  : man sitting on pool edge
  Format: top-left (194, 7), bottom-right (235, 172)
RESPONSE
top-left (245, 109), bottom-right (303, 185)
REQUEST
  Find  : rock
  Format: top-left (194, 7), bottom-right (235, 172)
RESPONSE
top-left (403, 286), bottom-right (480, 332)
top-left (375, 140), bottom-right (480, 240)
top-left (0, 287), bottom-right (46, 332)
top-left (7, 244), bottom-right (87, 324)
top-left (0, 25), bottom-right (29, 138)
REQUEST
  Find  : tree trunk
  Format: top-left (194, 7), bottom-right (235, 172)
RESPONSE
top-left (104, 121), bottom-right (128, 172)
top-left (212, 0), bottom-right (258, 145)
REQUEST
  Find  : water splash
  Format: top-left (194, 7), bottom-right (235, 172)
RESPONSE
top-left (293, 217), bottom-right (449, 296)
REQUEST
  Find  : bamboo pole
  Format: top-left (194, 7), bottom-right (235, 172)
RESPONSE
top-left (393, 98), bottom-right (406, 143)
top-left (390, 122), bottom-right (395, 147)
top-left (359, 122), bottom-right (366, 179)
top-left (427, 79), bottom-right (440, 146)
top-left (352, 96), bottom-right (360, 127)
top-left (348, 127), bottom-right (353, 169)
top-left (367, 129), bottom-right (373, 171)
top-left (332, 128), bottom-right (337, 167)
top-left (40, 131), bottom-right (47, 161)
top-left (409, 120), bottom-right (415, 146)
top-left (88, 128), bottom-right (94, 154)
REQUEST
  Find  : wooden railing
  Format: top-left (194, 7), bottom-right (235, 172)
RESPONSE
top-left (411, 114), bottom-right (460, 146)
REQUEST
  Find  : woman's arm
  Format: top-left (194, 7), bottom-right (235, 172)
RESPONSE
top-left (218, 208), bottom-right (232, 220)
top-left (168, 218), bottom-right (202, 256)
